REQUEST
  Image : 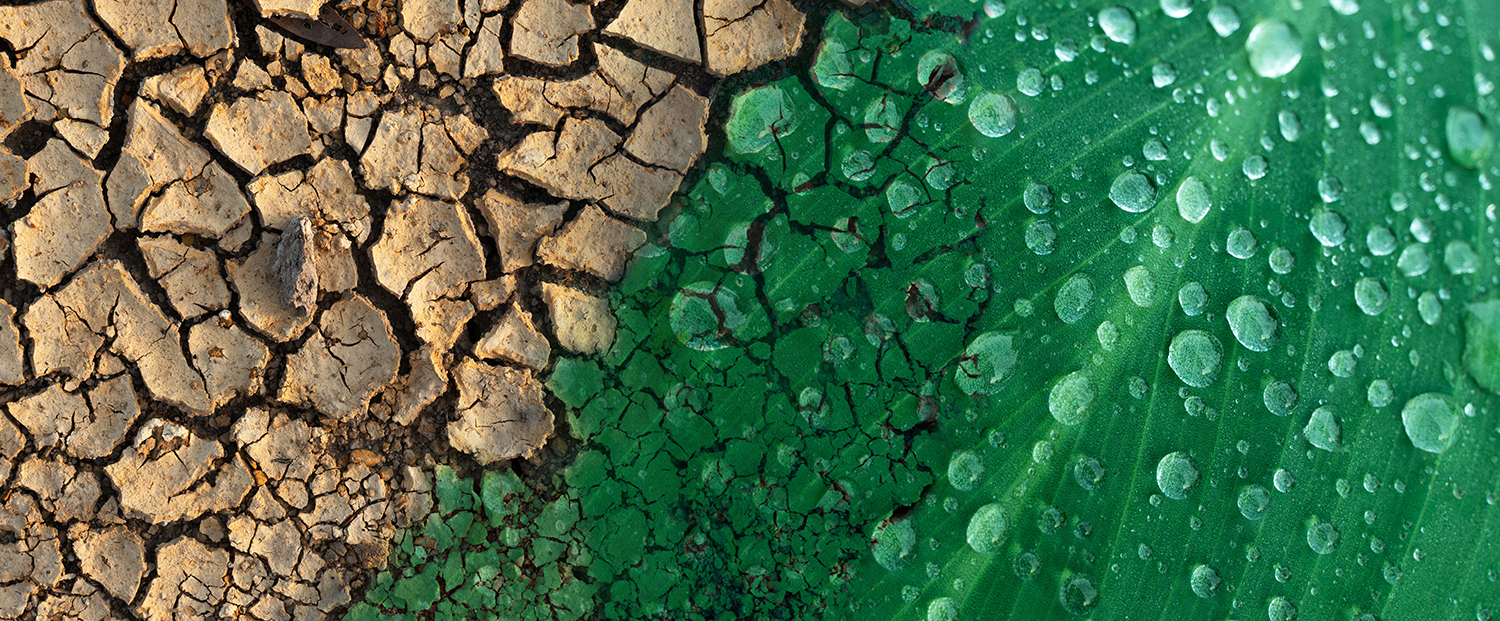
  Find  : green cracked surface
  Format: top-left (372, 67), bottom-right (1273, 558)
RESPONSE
top-left (351, 0), bottom-right (1500, 618)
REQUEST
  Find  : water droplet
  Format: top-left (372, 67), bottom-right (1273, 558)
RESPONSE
top-left (1418, 292), bottom-right (1442, 324)
top-left (842, 150), bottom-right (875, 181)
top-left (1178, 282), bottom-right (1209, 316)
top-left (1175, 176), bottom-right (1211, 223)
top-left (969, 92), bottom-right (1018, 137)
top-left (1242, 155), bottom-right (1269, 179)
top-left (948, 451), bottom-right (985, 491)
top-left (1367, 226), bottom-right (1397, 256)
top-left (1411, 218), bottom-right (1435, 243)
top-left (917, 51), bottom-right (967, 104)
top-left (1445, 241), bottom-right (1479, 274)
top-left (1110, 171), bottom-right (1157, 212)
top-left (1014, 551), bottom-right (1040, 579)
top-left (1059, 574), bottom-right (1099, 614)
top-left (1307, 519), bottom-right (1340, 554)
top-left (1309, 210), bottom-right (1348, 247)
top-left (1055, 274), bottom-right (1095, 324)
top-left (1226, 226), bottom-right (1258, 259)
top-left (1017, 67), bottom-right (1045, 96)
top-left (1021, 182), bottom-right (1055, 215)
top-left (1152, 224), bottom-right (1176, 248)
top-left (1355, 278), bottom-right (1390, 316)
top-left (1363, 380), bottom-right (1394, 409)
top-left (966, 504), bottom-right (1009, 554)
top-left (1156, 452), bottom-right (1200, 500)
top-left (872, 517), bottom-right (916, 570)
top-left (1098, 7), bottom-right (1137, 44)
top-left (1189, 564), bottom-right (1220, 598)
top-left (1328, 349), bottom-right (1358, 377)
top-left (926, 597), bottom-right (958, 621)
top-left (1370, 94), bottom-right (1394, 118)
top-left (1402, 392), bottom-right (1461, 453)
top-left (1305, 406), bottom-right (1342, 451)
top-left (1124, 266), bottom-right (1156, 306)
top-left (955, 332), bottom-right (1019, 396)
top-left (1329, 0), bottom-right (1359, 15)
top-left (1274, 564), bottom-right (1293, 583)
top-left (812, 41), bottom-right (855, 91)
top-left (1227, 296), bottom-right (1280, 352)
top-left (1318, 176), bottom-right (1345, 203)
top-left (1025, 219), bottom-right (1057, 255)
top-left (1054, 38), bottom-right (1079, 62)
top-left (1446, 106), bottom-right (1493, 169)
top-left (1246, 20), bottom-right (1303, 78)
top-left (1097, 321), bottom-right (1118, 350)
top-left (1238, 484), bottom-right (1271, 519)
top-left (1049, 371), bottom-right (1095, 425)
top-left (1208, 5), bottom-right (1240, 36)
top-left (1278, 110), bottom-right (1302, 142)
top-left (1032, 440), bottom-right (1054, 463)
top-left (726, 86), bottom-right (796, 153)
top-left (1264, 380), bottom-right (1298, 416)
top-left (1143, 139), bottom-right (1169, 161)
top-left (1274, 468), bottom-right (1296, 492)
top-left (670, 283), bottom-right (745, 350)
top-left (1152, 63), bottom-right (1178, 88)
top-left (864, 95), bottom-right (902, 142)
top-left (1398, 244), bottom-right (1431, 277)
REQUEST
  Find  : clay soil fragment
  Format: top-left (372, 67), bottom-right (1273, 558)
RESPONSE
top-left (278, 295), bottom-right (400, 421)
top-left (0, 301), bottom-right (22, 385)
top-left (105, 419), bottom-right (253, 523)
top-left (0, 61), bottom-right (30, 139)
top-left (0, 0), bottom-right (125, 151)
top-left (140, 64), bottom-right (212, 116)
top-left (15, 140), bottom-right (110, 288)
top-left (605, 0), bottom-right (703, 63)
top-left (111, 100), bottom-right (251, 234)
top-left (625, 84), bottom-right (710, 172)
top-left (542, 282), bottom-right (617, 355)
top-left (537, 204), bottom-right (647, 282)
top-left (498, 117), bottom-right (684, 220)
top-left (136, 536), bottom-right (230, 621)
top-left (205, 90), bottom-right (315, 175)
top-left (139, 236), bottom-right (231, 319)
top-left (448, 358), bottom-right (555, 464)
top-left (361, 108), bottom-right (470, 200)
top-left (703, 0), bottom-right (805, 76)
top-left (74, 526), bottom-right (146, 602)
top-left (477, 189), bottom-right (567, 273)
top-left (370, 196), bottom-right (486, 350)
top-left (510, 0), bottom-right (595, 66)
top-left (493, 42), bottom-right (675, 127)
top-left (95, 0), bottom-right (235, 59)
top-left (190, 321), bottom-right (272, 408)
top-left (476, 304), bottom-right (552, 370)
top-left (24, 261), bottom-right (212, 412)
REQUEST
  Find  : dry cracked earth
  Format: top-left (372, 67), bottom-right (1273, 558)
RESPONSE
top-left (0, 0), bottom-right (816, 618)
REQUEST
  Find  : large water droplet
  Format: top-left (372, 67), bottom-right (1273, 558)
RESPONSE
top-left (1367, 226), bottom-right (1397, 256)
top-left (927, 598), bottom-right (958, 621)
top-left (1269, 596), bottom-right (1299, 621)
top-left (1024, 182), bottom-right (1054, 214)
top-left (1160, 0), bottom-right (1193, 18)
top-left (1016, 67), bottom-right (1045, 96)
top-left (1226, 226), bottom-right (1258, 259)
top-left (1246, 20), bottom-right (1303, 78)
top-left (1465, 300), bottom-right (1500, 394)
top-left (1446, 106), bottom-right (1493, 169)
top-left (1307, 519), bottom-right (1340, 554)
top-left (872, 517), bottom-right (916, 570)
top-left (1169, 330), bottom-right (1223, 387)
top-left (1208, 5), bottom-right (1240, 37)
top-left (1238, 484), bottom-right (1271, 519)
top-left (1263, 380), bottom-right (1298, 416)
top-left (1304, 406), bottom-right (1342, 451)
top-left (1098, 7), bottom-right (1137, 44)
top-left (1398, 244), bottom-right (1432, 277)
top-left (1026, 219), bottom-right (1057, 255)
top-left (1074, 456), bottom-right (1105, 490)
top-left (966, 503), bottom-right (1009, 554)
top-left (1176, 176), bottom-right (1211, 223)
top-left (1156, 452), bottom-right (1200, 499)
top-left (1049, 371), bottom-right (1095, 425)
top-left (917, 51), bottom-right (966, 104)
top-left (1190, 564), bottom-right (1221, 598)
top-left (948, 451), bottom-right (984, 490)
top-left (1227, 296), bottom-right (1279, 352)
top-left (1329, 0), bottom-right (1359, 15)
top-left (1059, 574), bottom-right (1099, 614)
top-left (1124, 266), bottom-right (1156, 306)
top-left (1401, 393), bottom-right (1460, 453)
top-left (1445, 240), bottom-right (1480, 275)
top-left (1309, 209), bottom-right (1348, 247)
top-left (1178, 282), bottom-right (1208, 316)
top-left (1110, 171), bottom-right (1157, 212)
top-left (1354, 277), bottom-right (1389, 316)
top-left (954, 332), bottom-right (1019, 396)
top-left (969, 92), bottom-right (1018, 138)
top-left (1055, 274), bottom-right (1095, 324)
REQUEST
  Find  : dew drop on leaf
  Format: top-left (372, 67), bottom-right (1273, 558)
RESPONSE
top-left (1124, 266), bottom-right (1155, 306)
top-left (1098, 7), bottom-right (1137, 45)
top-left (1227, 296), bottom-right (1279, 352)
top-left (1190, 564), bottom-right (1221, 598)
top-left (1305, 407), bottom-right (1342, 451)
top-left (1026, 219), bottom-right (1057, 255)
top-left (1269, 596), bottom-right (1299, 621)
top-left (1354, 278), bottom-right (1390, 316)
top-left (926, 597), bottom-right (958, 621)
top-left (1237, 484), bottom-right (1270, 520)
top-left (872, 517), bottom-right (916, 570)
top-left (1074, 456), bottom-right (1105, 490)
top-left (1275, 468), bottom-right (1297, 492)
top-left (948, 451), bottom-right (984, 491)
top-left (1246, 20), bottom-right (1303, 78)
top-left (1226, 226), bottom-right (1258, 259)
top-left (1268, 246), bottom-right (1296, 274)
top-left (1208, 5), bottom-right (1240, 37)
top-left (1110, 171), bottom-right (1157, 213)
top-left (963, 503), bottom-right (1008, 555)
top-left (1445, 106), bottom-right (1493, 169)
top-left (1160, 0), bottom-right (1193, 18)
top-left (1309, 209), bottom-right (1348, 247)
top-left (1049, 371), bottom-right (1095, 425)
top-left (1155, 452), bottom-right (1199, 500)
top-left (1263, 379), bottom-right (1298, 416)
top-left (1328, 349), bottom-right (1357, 377)
top-left (1307, 519), bottom-right (1340, 554)
top-left (1368, 379), bottom-right (1394, 407)
top-left (1055, 274), bottom-right (1095, 324)
top-left (1445, 241), bottom-right (1479, 275)
top-left (1059, 574), bottom-right (1100, 614)
top-left (1178, 282), bottom-right (1209, 316)
top-left (1367, 226), bottom-right (1397, 256)
top-left (1024, 182), bottom-right (1054, 214)
top-left (1401, 393), bottom-right (1461, 453)
top-left (968, 92), bottom-right (1018, 138)
top-left (1398, 244), bottom-right (1432, 277)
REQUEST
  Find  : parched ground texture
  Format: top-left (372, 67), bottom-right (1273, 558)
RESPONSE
top-left (0, 0), bottom-right (812, 618)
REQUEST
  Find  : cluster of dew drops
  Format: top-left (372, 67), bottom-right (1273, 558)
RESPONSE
top-left (881, 0), bottom-right (1500, 618)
